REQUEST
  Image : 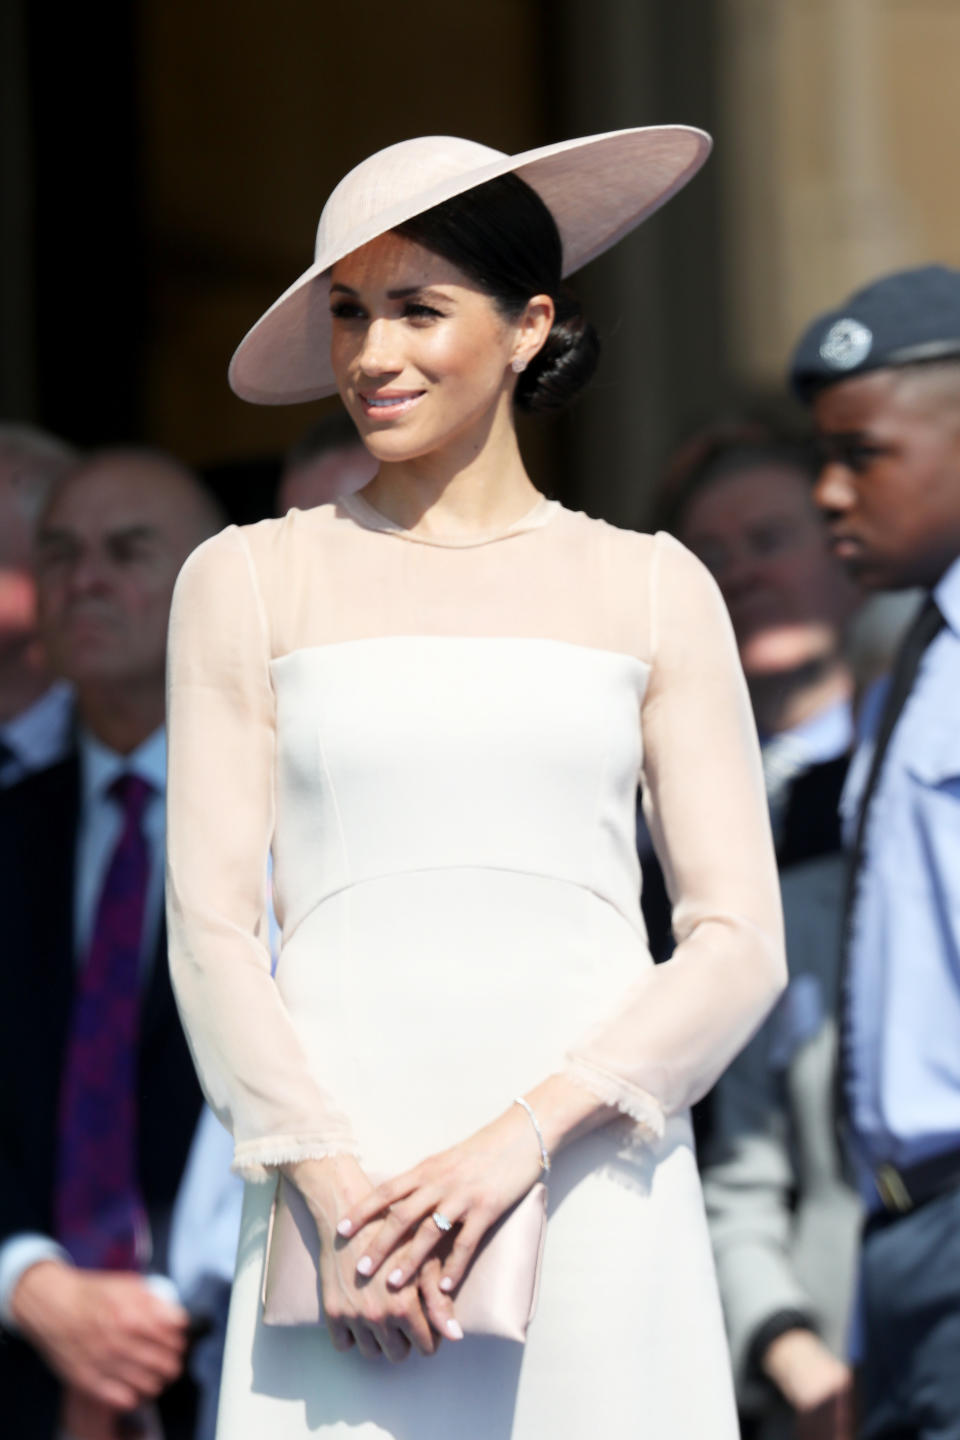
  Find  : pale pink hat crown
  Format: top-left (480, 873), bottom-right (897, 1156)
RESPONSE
top-left (229, 127), bottom-right (712, 406)
top-left (315, 137), bottom-right (504, 261)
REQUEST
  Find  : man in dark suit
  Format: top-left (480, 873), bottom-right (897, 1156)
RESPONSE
top-left (0, 449), bottom-right (225, 1439)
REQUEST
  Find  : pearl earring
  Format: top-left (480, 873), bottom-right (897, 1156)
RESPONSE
top-left (511, 357), bottom-right (527, 374)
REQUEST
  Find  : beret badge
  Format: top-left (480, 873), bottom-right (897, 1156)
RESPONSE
top-left (819, 318), bottom-right (873, 371)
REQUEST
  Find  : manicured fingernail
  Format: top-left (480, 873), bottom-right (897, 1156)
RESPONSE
top-left (446, 1318), bottom-right (463, 1340)
top-left (439, 1277), bottom-right (453, 1293)
top-left (337, 1219), bottom-right (353, 1236)
top-left (388, 1268), bottom-right (404, 1286)
top-left (356, 1256), bottom-right (373, 1276)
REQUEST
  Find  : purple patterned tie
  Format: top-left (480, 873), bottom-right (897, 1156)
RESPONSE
top-left (55, 773), bottom-right (153, 1270)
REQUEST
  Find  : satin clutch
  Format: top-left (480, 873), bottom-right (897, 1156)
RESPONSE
top-left (262, 1176), bottom-right (547, 1343)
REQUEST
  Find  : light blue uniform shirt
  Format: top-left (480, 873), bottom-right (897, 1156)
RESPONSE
top-left (842, 554), bottom-right (960, 1207)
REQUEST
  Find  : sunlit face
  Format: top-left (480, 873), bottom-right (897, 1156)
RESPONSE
top-left (679, 463), bottom-right (859, 678)
top-left (812, 369), bottom-right (960, 590)
top-left (35, 459), bottom-right (212, 689)
top-left (328, 232), bottom-right (521, 465)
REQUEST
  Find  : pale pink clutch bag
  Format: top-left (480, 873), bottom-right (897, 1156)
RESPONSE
top-left (261, 1176), bottom-right (547, 1343)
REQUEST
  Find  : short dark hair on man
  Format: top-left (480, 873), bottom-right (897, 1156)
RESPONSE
top-left (655, 419), bottom-right (819, 536)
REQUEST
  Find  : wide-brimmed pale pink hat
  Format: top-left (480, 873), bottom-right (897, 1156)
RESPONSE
top-left (229, 126), bottom-right (712, 405)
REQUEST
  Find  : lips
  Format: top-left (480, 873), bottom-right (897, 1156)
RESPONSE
top-left (358, 390), bottom-right (425, 421)
top-left (829, 532), bottom-right (862, 559)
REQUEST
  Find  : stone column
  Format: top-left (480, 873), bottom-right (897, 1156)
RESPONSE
top-left (551, 0), bottom-right (722, 526)
top-left (719, 0), bottom-right (933, 388)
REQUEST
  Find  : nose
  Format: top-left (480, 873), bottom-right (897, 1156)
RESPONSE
top-left (813, 461), bottom-right (855, 515)
top-left (357, 317), bottom-right (401, 378)
top-left (65, 550), bottom-right (112, 597)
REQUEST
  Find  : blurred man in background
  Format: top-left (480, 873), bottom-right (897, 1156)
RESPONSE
top-left (662, 424), bottom-right (858, 825)
top-left (0, 448), bottom-right (224, 1440)
top-left (791, 264), bottom-right (960, 1440)
top-left (657, 424), bottom-right (862, 1440)
top-left (276, 407), bottom-right (376, 514)
top-left (0, 425), bottom-right (76, 785)
top-left (646, 424), bottom-right (861, 953)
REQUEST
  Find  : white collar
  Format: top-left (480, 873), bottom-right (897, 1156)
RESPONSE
top-left (79, 726), bottom-right (167, 810)
top-left (761, 696), bottom-right (854, 768)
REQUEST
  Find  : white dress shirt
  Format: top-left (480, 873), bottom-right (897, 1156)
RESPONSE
top-left (759, 694), bottom-right (854, 769)
top-left (0, 726), bottom-right (168, 1326)
top-left (0, 681), bottom-right (74, 788)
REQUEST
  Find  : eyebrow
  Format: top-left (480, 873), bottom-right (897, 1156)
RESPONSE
top-left (329, 282), bottom-right (450, 301)
top-left (36, 523), bottom-right (160, 549)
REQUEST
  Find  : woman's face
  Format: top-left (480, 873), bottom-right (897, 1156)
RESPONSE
top-left (328, 232), bottom-right (521, 465)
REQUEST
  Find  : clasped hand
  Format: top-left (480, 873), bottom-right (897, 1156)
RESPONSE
top-left (11, 1261), bottom-right (188, 1412)
top-left (295, 1105), bottom-right (543, 1363)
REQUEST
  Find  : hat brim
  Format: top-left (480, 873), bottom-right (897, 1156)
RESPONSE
top-left (228, 126), bottom-right (711, 405)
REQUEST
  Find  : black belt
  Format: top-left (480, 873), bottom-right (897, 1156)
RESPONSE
top-left (870, 1147), bottom-right (960, 1220)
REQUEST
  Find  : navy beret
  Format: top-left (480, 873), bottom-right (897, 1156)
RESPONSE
top-left (789, 264), bottom-right (960, 401)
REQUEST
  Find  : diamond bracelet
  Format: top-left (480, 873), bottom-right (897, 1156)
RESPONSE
top-left (513, 1096), bottom-right (551, 1177)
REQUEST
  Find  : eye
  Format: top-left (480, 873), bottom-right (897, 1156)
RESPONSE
top-left (843, 444), bottom-right (888, 474)
top-left (817, 438), bottom-right (890, 474)
top-left (750, 521), bottom-right (796, 557)
top-left (113, 540), bottom-right (154, 564)
top-left (330, 300), bottom-right (366, 321)
top-left (403, 301), bottom-right (444, 323)
top-left (35, 540), bottom-right (78, 572)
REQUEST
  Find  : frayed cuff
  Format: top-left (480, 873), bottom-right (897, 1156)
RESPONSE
top-left (231, 1136), bottom-right (361, 1183)
top-left (563, 1059), bottom-right (666, 1143)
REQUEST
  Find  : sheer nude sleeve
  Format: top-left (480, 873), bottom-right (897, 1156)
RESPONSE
top-left (165, 527), bottom-right (358, 1179)
top-left (564, 531), bottom-right (786, 1136)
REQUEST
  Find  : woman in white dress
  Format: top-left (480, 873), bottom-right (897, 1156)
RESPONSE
top-left (165, 128), bottom-right (786, 1438)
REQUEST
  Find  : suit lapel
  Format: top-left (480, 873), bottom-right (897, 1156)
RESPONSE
top-left (26, 756), bottom-right (79, 1028)
top-left (12, 758), bottom-right (81, 1180)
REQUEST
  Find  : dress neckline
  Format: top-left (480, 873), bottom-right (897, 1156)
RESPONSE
top-left (339, 491), bottom-right (560, 548)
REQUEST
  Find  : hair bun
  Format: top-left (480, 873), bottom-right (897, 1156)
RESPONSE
top-left (515, 288), bottom-right (600, 415)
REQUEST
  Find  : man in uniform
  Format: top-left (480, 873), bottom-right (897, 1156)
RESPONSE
top-left (790, 264), bottom-right (960, 1439)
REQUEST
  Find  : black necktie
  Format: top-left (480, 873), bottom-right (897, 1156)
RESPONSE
top-left (838, 595), bottom-right (945, 1132)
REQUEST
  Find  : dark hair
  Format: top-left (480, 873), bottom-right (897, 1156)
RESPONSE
top-left (654, 419), bottom-right (821, 535)
top-left (396, 173), bottom-right (599, 415)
